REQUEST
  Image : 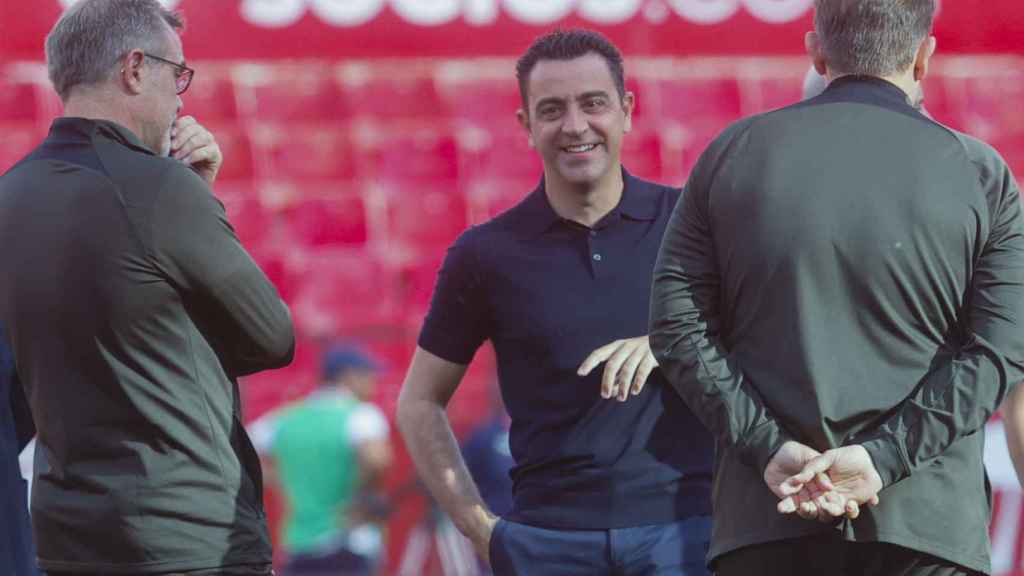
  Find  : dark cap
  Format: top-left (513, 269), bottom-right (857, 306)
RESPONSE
top-left (321, 344), bottom-right (380, 381)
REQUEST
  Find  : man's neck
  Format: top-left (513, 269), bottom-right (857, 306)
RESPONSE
top-left (543, 167), bottom-right (624, 228)
top-left (62, 92), bottom-right (142, 140)
top-left (829, 70), bottom-right (919, 106)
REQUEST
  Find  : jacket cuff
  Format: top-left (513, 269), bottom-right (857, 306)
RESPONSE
top-left (858, 434), bottom-right (912, 488)
top-left (739, 420), bottom-right (790, 476)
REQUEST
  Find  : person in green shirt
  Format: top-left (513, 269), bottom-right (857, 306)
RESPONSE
top-left (251, 344), bottom-right (393, 576)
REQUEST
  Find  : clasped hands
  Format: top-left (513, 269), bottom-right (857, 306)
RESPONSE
top-left (764, 441), bottom-right (884, 523)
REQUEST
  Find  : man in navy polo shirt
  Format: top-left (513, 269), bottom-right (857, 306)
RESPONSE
top-left (397, 29), bottom-right (714, 575)
top-left (1, 324), bottom-right (38, 575)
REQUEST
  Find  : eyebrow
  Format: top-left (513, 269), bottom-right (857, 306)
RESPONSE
top-left (533, 90), bottom-right (612, 112)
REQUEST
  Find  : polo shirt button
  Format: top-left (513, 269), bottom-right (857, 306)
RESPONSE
top-left (593, 253), bottom-right (602, 262)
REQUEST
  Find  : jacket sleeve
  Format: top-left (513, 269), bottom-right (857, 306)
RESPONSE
top-left (858, 147), bottom-right (1024, 487)
top-left (649, 130), bottom-right (792, 475)
top-left (150, 166), bottom-right (295, 376)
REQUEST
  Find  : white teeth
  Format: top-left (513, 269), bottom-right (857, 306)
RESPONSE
top-left (565, 143), bottom-right (598, 153)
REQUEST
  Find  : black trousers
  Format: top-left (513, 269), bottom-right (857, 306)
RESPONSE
top-left (714, 533), bottom-right (980, 576)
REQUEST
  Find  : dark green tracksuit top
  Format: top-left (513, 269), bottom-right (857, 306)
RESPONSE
top-left (650, 76), bottom-right (1024, 574)
top-left (0, 118), bottom-right (294, 573)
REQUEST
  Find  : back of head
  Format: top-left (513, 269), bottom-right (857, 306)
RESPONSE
top-left (46, 0), bottom-right (183, 101)
top-left (515, 28), bottom-right (626, 109)
top-left (813, 0), bottom-right (935, 77)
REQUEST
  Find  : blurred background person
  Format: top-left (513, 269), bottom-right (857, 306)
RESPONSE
top-left (251, 344), bottom-right (394, 576)
top-left (0, 324), bottom-right (37, 576)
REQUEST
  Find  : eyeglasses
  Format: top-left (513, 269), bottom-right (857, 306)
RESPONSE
top-left (143, 53), bottom-right (194, 95)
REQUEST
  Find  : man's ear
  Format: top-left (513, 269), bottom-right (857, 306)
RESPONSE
top-left (805, 31), bottom-right (828, 77)
top-left (914, 36), bottom-right (937, 82)
top-left (622, 91), bottom-right (635, 134)
top-left (517, 107), bottom-right (535, 149)
top-left (120, 49), bottom-right (146, 95)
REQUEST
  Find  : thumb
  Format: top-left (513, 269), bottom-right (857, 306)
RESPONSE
top-left (788, 452), bottom-right (835, 485)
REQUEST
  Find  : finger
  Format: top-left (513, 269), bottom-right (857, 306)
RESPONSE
top-left (787, 452), bottom-right (835, 485)
top-left (797, 500), bottom-right (818, 520)
top-left (170, 116), bottom-right (197, 141)
top-left (845, 499), bottom-right (860, 519)
top-left (817, 492), bottom-right (845, 518)
top-left (601, 343), bottom-right (635, 400)
top-left (815, 472), bottom-right (834, 491)
top-left (630, 354), bottom-right (658, 397)
top-left (185, 146), bottom-right (220, 169)
top-left (172, 127), bottom-right (211, 158)
top-left (577, 341), bottom-right (619, 377)
top-left (777, 496), bottom-right (797, 514)
top-left (868, 494), bottom-right (880, 507)
top-left (616, 344), bottom-right (647, 401)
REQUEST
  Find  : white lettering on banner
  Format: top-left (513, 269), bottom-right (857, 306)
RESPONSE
top-left (241, 0), bottom-right (307, 28)
top-left (666, 0), bottom-right (741, 25)
top-left (392, 0), bottom-right (459, 26)
top-left (235, 0), bottom-right (817, 28)
top-left (743, 0), bottom-right (814, 24)
top-left (310, 0), bottom-right (386, 27)
top-left (578, 0), bottom-right (644, 25)
top-left (501, 0), bottom-right (574, 25)
top-left (464, 0), bottom-right (500, 25)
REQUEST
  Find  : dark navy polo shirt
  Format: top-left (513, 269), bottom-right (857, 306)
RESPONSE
top-left (419, 170), bottom-right (714, 529)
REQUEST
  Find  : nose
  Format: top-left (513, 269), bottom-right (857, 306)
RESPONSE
top-left (561, 105), bottom-right (588, 137)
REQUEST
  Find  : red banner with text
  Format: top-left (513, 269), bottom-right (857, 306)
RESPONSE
top-left (1, 0), bottom-right (1021, 61)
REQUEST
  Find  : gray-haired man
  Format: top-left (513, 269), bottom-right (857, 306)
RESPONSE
top-left (0, 0), bottom-right (294, 574)
top-left (651, 0), bottom-right (1023, 574)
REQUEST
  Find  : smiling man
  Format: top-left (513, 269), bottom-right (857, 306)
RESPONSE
top-left (397, 29), bottom-right (714, 576)
top-left (0, 1), bottom-right (294, 574)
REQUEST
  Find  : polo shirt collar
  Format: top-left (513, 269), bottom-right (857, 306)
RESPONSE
top-left (50, 117), bottom-right (157, 156)
top-left (521, 167), bottom-right (659, 237)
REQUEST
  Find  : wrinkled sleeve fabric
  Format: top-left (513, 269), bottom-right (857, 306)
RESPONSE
top-left (418, 230), bottom-right (491, 366)
top-left (150, 166), bottom-right (295, 376)
top-left (649, 124), bottom-right (791, 475)
top-left (859, 143), bottom-right (1024, 487)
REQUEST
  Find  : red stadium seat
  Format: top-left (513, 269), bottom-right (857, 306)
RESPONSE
top-left (456, 126), bottom-right (540, 182)
top-left (954, 69), bottom-right (1024, 139)
top-left (622, 128), bottom-right (667, 184)
top-left (356, 123), bottom-right (459, 181)
top-left (278, 183), bottom-right (370, 248)
top-left (205, 124), bottom-right (255, 180)
top-left (650, 76), bottom-right (743, 124)
top-left (0, 123), bottom-right (43, 174)
top-left (217, 182), bottom-right (274, 250)
top-left (288, 249), bottom-right (404, 338)
top-left (464, 178), bottom-right (535, 224)
top-left (439, 75), bottom-right (522, 127)
top-left (0, 79), bottom-right (44, 122)
top-left (341, 65), bottom-right (443, 121)
top-left (375, 180), bottom-right (469, 260)
top-left (236, 64), bottom-right (348, 123)
top-left (181, 65), bottom-right (239, 122)
top-left (251, 124), bottom-right (356, 181)
top-left (747, 74), bottom-right (804, 114)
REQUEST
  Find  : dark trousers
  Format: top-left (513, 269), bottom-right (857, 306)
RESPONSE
top-left (280, 545), bottom-right (371, 576)
top-left (714, 533), bottom-right (981, 576)
top-left (488, 516), bottom-right (712, 576)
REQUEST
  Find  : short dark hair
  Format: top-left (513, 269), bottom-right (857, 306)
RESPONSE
top-left (814, 0), bottom-right (935, 77)
top-left (515, 29), bottom-right (626, 110)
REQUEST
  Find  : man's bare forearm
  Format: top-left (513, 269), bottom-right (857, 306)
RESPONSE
top-left (397, 397), bottom-right (495, 540)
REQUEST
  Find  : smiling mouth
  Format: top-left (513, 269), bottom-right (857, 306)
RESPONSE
top-left (563, 143), bottom-right (600, 153)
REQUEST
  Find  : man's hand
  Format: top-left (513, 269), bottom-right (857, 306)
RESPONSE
top-left (766, 440), bottom-right (859, 522)
top-left (472, 511), bottom-right (500, 563)
top-left (171, 116), bottom-right (223, 185)
top-left (779, 445), bottom-right (882, 521)
top-left (578, 336), bottom-right (659, 401)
